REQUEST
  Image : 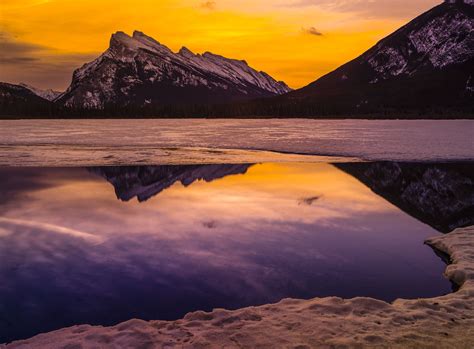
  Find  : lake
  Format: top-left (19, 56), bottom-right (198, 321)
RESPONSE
top-left (0, 119), bottom-right (472, 344)
top-left (1, 162), bottom-right (469, 343)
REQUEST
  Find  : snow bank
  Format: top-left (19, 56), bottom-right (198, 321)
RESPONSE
top-left (3, 227), bottom-right (474, 348)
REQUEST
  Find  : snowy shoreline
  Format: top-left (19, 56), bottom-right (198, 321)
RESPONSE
top-left (3, 226), bottom-right (474, 348)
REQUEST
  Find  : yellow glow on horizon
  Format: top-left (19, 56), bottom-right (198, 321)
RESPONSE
top-left (0, 0), bottom-right (440, 89)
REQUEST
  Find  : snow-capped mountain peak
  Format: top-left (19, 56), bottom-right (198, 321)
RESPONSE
top-left (178, 47), bottom-right (195, 58)
top-left (57, 31), bottom-right (291, 108)
top-left (18, 83), bottom-right (62, 101)
top-left (108, 31), bottom-right (174, 62)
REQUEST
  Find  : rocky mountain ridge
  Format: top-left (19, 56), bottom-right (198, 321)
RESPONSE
top-left (55, 31), bottom-right (291, 108)
top-left (0, 1), bottom-right (472, 117)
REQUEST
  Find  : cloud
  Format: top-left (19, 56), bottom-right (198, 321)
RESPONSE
top-left (1, 57), bottom-right (39, 63)
top-left (0, 32), bottom-right (98, 90)
top-left (303, 27), bottom-right (323, 36)
top-left (0, 33), bottom-right (44, 63)
top-left (298, 196), bottom-right (322, 206)
top-left (200, 1), bottom-right (217, 10)
top-left (0, 217), bottom-right (104, 243)
top-left (282, 0), bottom-right (439, 19)
top-left (202, 220), bottom-right (218, 229)
top-left (0, 167), bottom-right (54, 207)
top-left (0, 168), bottom-right (97, 207)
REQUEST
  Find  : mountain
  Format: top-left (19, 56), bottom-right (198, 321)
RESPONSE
top-left (19, 83), bottom-right (62, 102)
top-left (1, 1), bottom-right (472, 118)
top-left (89, 164), bottom-right (253, 202)
top-left (56, 31), bottom-right (291, 109)
top-left (0, 82), bottom-right (55, 116)
top-left (260, 0), bottom-right (473, 116)
top-left (336, 162), bottom-right (474, 233)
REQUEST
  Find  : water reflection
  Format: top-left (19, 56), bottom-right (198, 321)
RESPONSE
top-left (89, 164), bottom-right (253, 202)
top-left (336, 162), bottom-right (474, 233)
top-left (1, 162), bottom-right (468, 343)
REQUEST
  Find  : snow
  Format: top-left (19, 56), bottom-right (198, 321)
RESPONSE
top-left (18, 83), bottom-right (62, 101)
top-left (186, 51), bottom-right (291, 94)
top-left (131, 31), bottom-right (174, 56)
top-left (367, 4), bottom-right (473, 80)
top-left (4, 226), bottom-right (474, 348)
top-left (81, 91), bottom-right (102, 109)
top-left (467, 76), bottom-right (474, 92)
top-left (408, 12), bottom-right (474, 69)
top-left (368, 46), bottom-right (408, 78)
top-left (111, 31), bottom-right (147, 51)
top-left (59, 30), bottom-right (292, 107)
top-left (0, 119), bottom-right (472, 166)
top-left (445, 0), bottom-right (474, 4)
top-left (178, 46), bottom-right (195, 58)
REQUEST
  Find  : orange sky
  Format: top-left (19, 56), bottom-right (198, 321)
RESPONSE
top-left (0, 0), bottom-right (440, 90)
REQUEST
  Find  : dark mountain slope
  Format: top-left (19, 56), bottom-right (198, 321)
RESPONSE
top-left (258, 1), bottom-right (474, 117)
top-left (0, 83), bottom-right (56, 116)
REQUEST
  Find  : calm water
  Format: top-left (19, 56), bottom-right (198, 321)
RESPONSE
top-left (0, 119), bottom-right (473, 166)
top-left (0, 163), bottom-right (453, 343)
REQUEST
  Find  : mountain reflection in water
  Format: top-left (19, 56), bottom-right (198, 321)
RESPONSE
top-left (88, 164), bottom-right (253, 202)
top-left (336, 162), bottom-right (474, 233)
top-left (0, 162), bottom-right (472, 343)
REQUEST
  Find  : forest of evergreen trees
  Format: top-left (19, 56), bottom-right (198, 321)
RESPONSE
top-left (1, 99), bottom-right (472, 120)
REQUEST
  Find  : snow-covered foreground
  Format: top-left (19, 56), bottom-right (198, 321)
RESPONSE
top-left (3, 226), bottom-right (473, 348)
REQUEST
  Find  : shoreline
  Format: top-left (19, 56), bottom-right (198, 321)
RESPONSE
top-left (4, 226), bottom-right (473, 348)
top-left (1, 116), bottom-right (474, 121)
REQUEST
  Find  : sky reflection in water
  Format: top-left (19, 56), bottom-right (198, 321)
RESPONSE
top-left (0, 163), bottom-right (450, 343)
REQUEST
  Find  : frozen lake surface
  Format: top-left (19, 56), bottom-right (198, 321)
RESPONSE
top-left (0, 119), bottom-right (472, 166)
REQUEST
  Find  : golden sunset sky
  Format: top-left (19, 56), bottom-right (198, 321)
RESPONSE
top-left (0, 0), bottom-right (439, 90)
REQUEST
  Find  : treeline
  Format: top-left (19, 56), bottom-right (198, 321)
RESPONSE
top-left (1, 98), bottom-right (473, 119)
top-left (0, 100), bottom-right (60, 118)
